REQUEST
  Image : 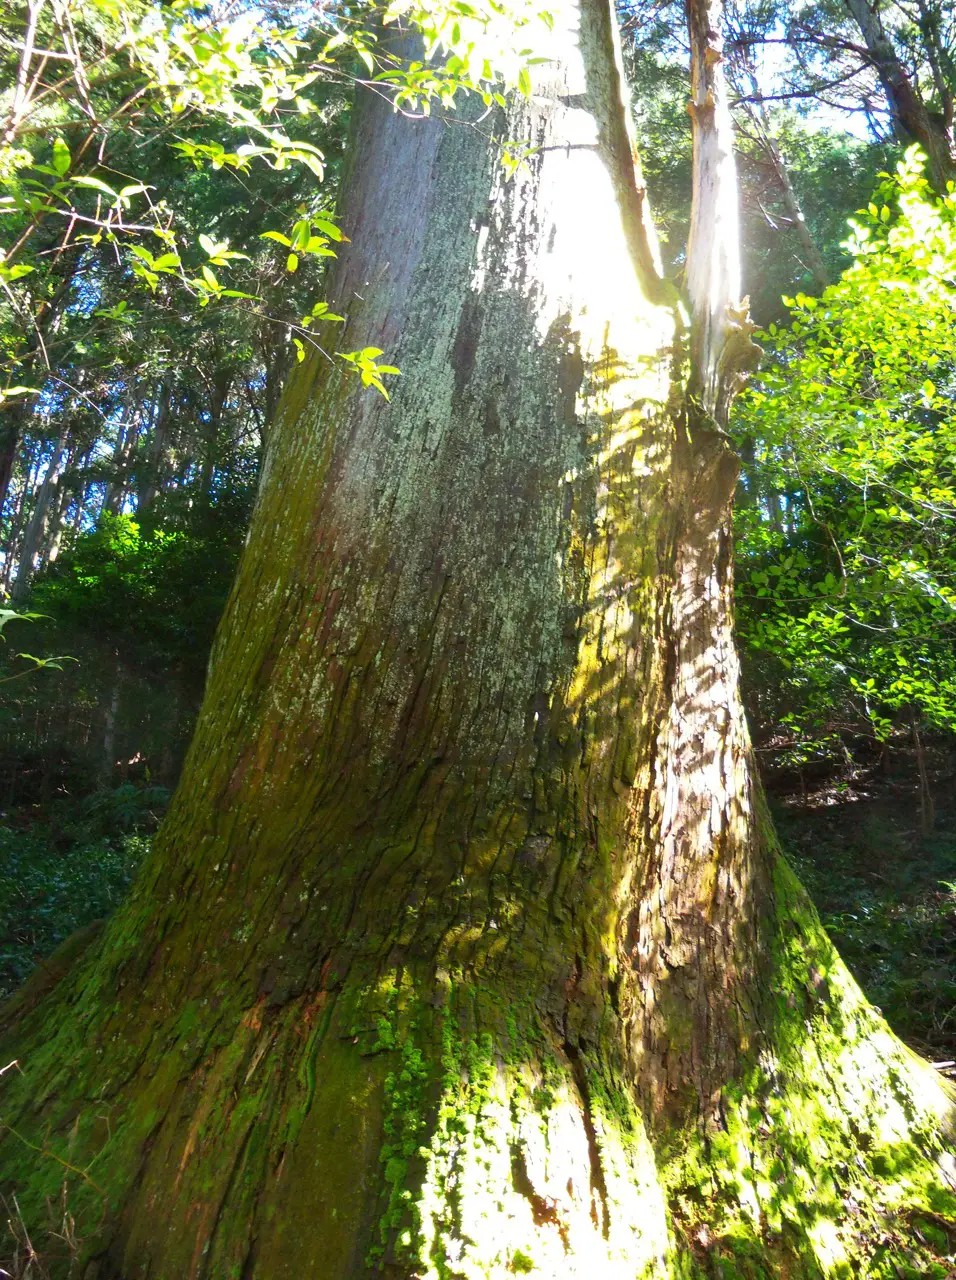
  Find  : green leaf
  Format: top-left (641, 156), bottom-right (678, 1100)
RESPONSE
top-left (313, 216), bottom-right (344, 242)
top-left (0, 263), bottom-right (34, 282)
top-left (118, 183), bottom-right (149, 206)
top-left (71, 175), bottom-right (120, 200)
top-left (0, 608), bottom-right (47, 633)
top-left (52, 138), bottom-right (71, 175)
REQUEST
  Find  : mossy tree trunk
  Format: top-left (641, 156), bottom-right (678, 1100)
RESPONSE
top-left (1, 1), bottom-right (954, 1277)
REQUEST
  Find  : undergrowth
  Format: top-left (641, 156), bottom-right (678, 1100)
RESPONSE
top-left (0, 783), bottom-right (163, 1001)
top-left (776, 763), bottom-right (956, 1061)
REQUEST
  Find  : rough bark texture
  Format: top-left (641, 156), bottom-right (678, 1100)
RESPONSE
top-left (0, 1), bottom-right (954, 1277)
top-left (844, 0), bottom-right (956, 193)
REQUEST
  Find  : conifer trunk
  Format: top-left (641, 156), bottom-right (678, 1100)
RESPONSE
top-left (0, 0), bottom-right (954, 1276)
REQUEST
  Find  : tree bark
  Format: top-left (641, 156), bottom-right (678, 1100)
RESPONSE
top-left (844, 0), bottom-right (956, 191)
top-left (102, 398), bottom-right (142, 518)
top-left (743, 99), bottom-right (830, 291)
top-left (0, 1), bottom-right (954, 1277)
top-left (136, 383), bottom-right (172, 513)
top-left (10, 425), bottom-right (69, 604)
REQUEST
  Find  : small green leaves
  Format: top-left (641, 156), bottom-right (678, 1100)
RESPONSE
top-left (261, 220), bottom-right (343, 272)
top-left (737, 147), bottom-right (956, 749)
top-left (500, 141), bottom-right (540, 179)
top-left (71, 175), bottom-right (120, 201)
top-left (312, 216), bottom-right (344, 243)
top-left (338, 347), bottom-right (400, 399)
top-left (0, 0), bottom-right (549, 444)
top-left (300, 301), bottom-right (345, 327)
top-left (199, 235), bottom-right (248, 266)
top-left (94, 300), bottom-right (129, 320)
top-left (0, 386), bottom-right (39, 406)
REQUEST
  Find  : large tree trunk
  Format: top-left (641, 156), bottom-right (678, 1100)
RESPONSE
top-left (1, 1), bottom-right (954, 1276)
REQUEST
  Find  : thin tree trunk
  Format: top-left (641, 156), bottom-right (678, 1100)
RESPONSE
top-left (98, 651), bottom-right (123, 787)
top-left (0, 260), bottom-right (79, 517)
top-left (911, 706), bottom-right (935, 835)
top-left (765, 483), bottom-right (784, 534)
top-left (0, 3), bottom-right (953, 1277)
top-left (0, 467), bottom-right (31, 592)
top-left (0, 402), bottom-right (29, 526)
top-left (35, 449), bottom-right (74, 570)
top-left (136, 383), bottom-right (171, 512)
top-left (752, 102), bottom-right (829, 290)
top-left (198, 368), bottom-right (232, 506)
top-left (102, 397), bottom-right (141, 516)
top-left (66, 467), bottom-right (95, 545)
top-left (44, 453), bottom-right (82, 566)
top-left (10, 426), bottom-right (68, 603)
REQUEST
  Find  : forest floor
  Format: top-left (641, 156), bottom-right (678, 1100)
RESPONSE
top-left (772, 743), bottom-right (956, 1066)
top-left (0, 752), bottom-right (953, 1068)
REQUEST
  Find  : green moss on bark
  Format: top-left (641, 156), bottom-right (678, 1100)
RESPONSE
top-left (662, 856), bottom-right (956, 1279)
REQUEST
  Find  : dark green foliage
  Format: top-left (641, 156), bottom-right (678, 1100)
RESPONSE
top-left (0, 508), bottom-right (249, 804)
top-left (32, 511), bottom-right (245, 684)
top-left (779, 767), bottom-right (956, 1059)
top-left (0, 782), bottom-right (162, 999)
top-left (736, 125), bottom-right (896, 325)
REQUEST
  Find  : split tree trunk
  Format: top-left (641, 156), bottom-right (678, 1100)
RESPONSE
top-left (0, 1), bottom-right (954, 1277)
